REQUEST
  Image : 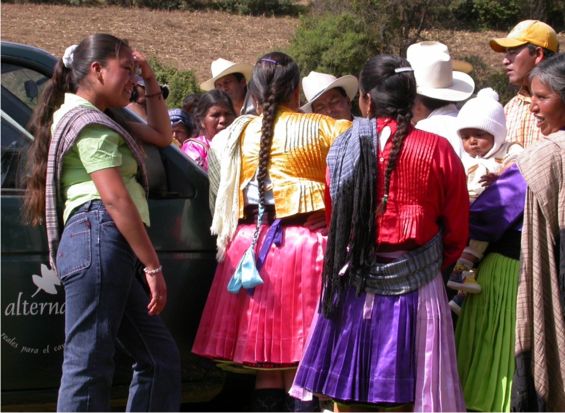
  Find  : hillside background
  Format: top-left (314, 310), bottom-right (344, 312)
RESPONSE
top-left (2, 1), bottom-right (564, 106)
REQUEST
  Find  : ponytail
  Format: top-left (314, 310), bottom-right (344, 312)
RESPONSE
top-left (23, 59), bottom-right (74, 225)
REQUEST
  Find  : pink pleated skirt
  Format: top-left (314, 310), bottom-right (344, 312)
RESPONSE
top-left (192, 222), bottom-right (326, 367)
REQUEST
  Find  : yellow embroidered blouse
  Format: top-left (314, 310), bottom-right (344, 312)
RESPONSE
top-left (238, 107), bottom-right (351, 218)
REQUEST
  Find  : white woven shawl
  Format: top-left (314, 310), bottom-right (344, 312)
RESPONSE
top-left (208, 115), bottom-right (255, 261)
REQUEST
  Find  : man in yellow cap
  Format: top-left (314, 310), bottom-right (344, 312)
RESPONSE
top-left (490, 20), bottom-right (559, 148)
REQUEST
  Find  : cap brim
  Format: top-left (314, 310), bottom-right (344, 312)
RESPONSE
top-left (417, 71), bottom-right (475, 102)
top-left (300, 75), bottom-right (358, 113)
top-left (200, 63), bottom-right (253, 91)
top-left (489, 37), bottom-right (528, 53)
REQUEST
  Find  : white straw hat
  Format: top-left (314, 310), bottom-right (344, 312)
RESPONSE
top-left (200, 58), bottom-right (253, 91)
top-left (407, 41), bottom-right (475, 102)
top-left (300, 71), bottom-right (358, 113)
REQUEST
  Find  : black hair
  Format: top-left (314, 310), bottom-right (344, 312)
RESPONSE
top-left (182, 92), bottom-right (202, 113)
top-left (526, 43), bottom-right (557, 60)
top-left (321, 55), bottom-right (416, 317)
top-left (359, 54), bottom-right (416, 215)
top-left (416, 95), bottom-right (451, 111)
top-left (247, 52), bottom-right (300, 206)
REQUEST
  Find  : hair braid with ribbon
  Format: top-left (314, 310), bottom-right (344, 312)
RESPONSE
top-left (249, 52), bottom-right (300, 206)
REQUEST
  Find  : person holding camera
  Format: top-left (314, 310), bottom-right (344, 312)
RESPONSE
top-left (127, 75), bottom-right (169, 120)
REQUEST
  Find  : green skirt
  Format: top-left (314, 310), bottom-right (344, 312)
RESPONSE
top-left (455, 253), bottom-right (519, 412)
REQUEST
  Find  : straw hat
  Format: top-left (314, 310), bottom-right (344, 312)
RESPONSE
top-left (300, 71), bottom-right (359, 113)
top-left (200, 58), bottom-right (253, 91)
top-left (407, 41), bottom-right (475, 102)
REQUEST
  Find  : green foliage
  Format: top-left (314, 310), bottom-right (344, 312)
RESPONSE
top-left (472, 0), bottom-right (522, 30)
top-left (288, 13), bottom-right (371, 77)
top-left (148, 57), bottom-right (199, 109)
top-left (288, 0), bottom-right (456, 78)
top-left (213, 0), bottom-right (303, 16)
top-left (452, 0), bottom-right (565, 31)
top-left (461, 55), bottom-right (516, 105)
top-left (6, 0), bottom-right (304, 15)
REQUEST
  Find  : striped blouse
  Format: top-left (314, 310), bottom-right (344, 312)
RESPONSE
top-left (238, 107), bottom-right (351, 218)
top-left (504, 89), bottom-right (546, 148)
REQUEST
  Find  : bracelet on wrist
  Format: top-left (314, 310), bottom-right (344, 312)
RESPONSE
top-left (143, 265), bottom-right (162, 276)
top-left (144, 91), bottom-right (162, 99)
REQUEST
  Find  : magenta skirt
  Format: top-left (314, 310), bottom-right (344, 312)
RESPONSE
top-left (192, 222), bottom-right (326, 367)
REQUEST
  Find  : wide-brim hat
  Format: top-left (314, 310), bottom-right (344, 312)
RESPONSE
top-left (200, 58), bottom-right (253, 91)
top-left (490, 20), bottom-right (559, 53)
top-left (300, 71), bottom-right (358, 113)
top-left (407, 41), bottom-right (475, 102)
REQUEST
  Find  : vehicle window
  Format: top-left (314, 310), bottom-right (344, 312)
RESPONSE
top-left (2, 63), bottom-right (49, 111)
top-left (1, 116), bottom-right (30, 191)
top-left (1, 62), bottom-right (48, 192)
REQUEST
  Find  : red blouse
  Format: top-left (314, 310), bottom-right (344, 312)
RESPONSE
top-left (325, 118), bottom-right (469, 270)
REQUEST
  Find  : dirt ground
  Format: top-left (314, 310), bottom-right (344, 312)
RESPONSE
top-left (2, 3), bottom-right (564, 85)
top-left (1, 4), bottom-right (299, 83)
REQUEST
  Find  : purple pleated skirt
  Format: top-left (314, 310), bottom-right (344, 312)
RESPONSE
top-left (292, 271), bottom-right (465, 411)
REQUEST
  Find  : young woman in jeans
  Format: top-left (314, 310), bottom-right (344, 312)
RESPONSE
top-left (23, 33), bottom-right (180, 411)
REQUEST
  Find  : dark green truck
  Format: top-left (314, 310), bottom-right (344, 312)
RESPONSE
top-left (1, 41), bottom-right (224, 410)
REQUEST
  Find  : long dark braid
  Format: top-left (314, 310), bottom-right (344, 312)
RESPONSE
top-left (360, 56), bottom-right (415, 216)
top-left (248, 52), bottom-right (300, 207)
top-left (321, 55), bottom-right (416, 316)
top-left (376, 111), bottom-right (413, 215)
top-left (256, 94), bottom-right (277, 205)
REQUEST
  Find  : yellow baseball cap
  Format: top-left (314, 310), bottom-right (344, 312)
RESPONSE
top-left (490, 20), bottom-right (559, 53)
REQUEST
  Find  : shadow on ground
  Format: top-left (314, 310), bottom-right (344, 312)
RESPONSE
top-left (182, 372), bottom-right (255, 412)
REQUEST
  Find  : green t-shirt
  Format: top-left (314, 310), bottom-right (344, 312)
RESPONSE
top-left (52, 94), bottom-right (150, 225)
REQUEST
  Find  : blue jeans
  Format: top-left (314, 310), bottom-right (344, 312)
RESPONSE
top-left (56, 200), bottom-right (181, 412)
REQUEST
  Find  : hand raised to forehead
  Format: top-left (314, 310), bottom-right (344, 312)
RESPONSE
top-left (132, 49), bottom-right (153, 80)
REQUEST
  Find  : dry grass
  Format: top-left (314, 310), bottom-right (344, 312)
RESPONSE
top-left (1, 4), bottom-right (299, 83)
top-left (2, 3), bottom-right (564, 84)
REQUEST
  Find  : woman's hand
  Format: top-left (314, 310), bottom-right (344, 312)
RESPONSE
top-left (304, 210), bottom-right (328, 235)
top-left (145, 270), bottom-right (168, 316)
top-left (132, 49), bottom-right (154, 81)
top-left (128, 49), bottom-right (172, 148)
top-left (91, 167), bottom-right (168, 315)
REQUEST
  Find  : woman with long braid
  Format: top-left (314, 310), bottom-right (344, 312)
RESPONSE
top-left (292, 55), bottom-right (469, 411)
top-left (192, 52), bottom-right (351, 411)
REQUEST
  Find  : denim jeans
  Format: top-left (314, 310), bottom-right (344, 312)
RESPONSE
top-left (56, 200), bottom-right (181, 412)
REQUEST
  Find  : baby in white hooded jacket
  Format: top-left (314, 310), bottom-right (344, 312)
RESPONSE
top-left (456, 88), bottom-right (523, 202)
top-left (447, 88), bottom-right (524, 313)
